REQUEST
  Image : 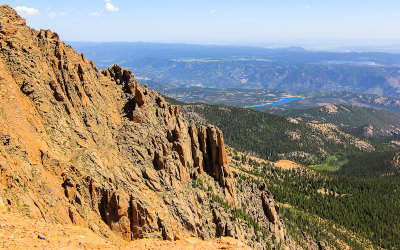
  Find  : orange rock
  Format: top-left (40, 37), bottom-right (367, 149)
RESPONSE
top-left (0, 197), bottom-right (6, 213)
top-left (217, 128), bottom-right (227, 166)
top-left (135, 85), bottom-right (146, 107)
top-left (0, 5), bottom-right (285, 248)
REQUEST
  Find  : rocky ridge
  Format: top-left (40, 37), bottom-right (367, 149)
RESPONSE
top-left (0, 5), bottom-right (288, 249)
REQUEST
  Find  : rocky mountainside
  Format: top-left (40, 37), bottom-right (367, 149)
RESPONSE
top-left (0, 5), bottom-right (290, 249)
top-left (277, 104), bottom-right (400, 138)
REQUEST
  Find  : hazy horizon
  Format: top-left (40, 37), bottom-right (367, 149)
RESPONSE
top-left (4, 0), bottom-right (400, 53)
top-left (68, 39), bottom-right (400, 53)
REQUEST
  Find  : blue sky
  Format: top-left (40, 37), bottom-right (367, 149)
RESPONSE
top-left (3, 0), bottom-right (400, 46)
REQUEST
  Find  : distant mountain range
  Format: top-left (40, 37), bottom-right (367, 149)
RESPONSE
top-left (71, 42), bottom-right (400, 98)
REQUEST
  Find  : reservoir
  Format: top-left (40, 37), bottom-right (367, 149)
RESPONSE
top-left (248, 96), bottom-right (303, 108)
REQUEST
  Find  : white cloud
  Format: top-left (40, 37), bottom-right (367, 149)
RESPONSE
top-left (48, 11), bottom-right (68, 19)
top-left (91, 0), bottom-right (118, 17)
top-left (48, 12), bottom-right (56, 19)
top-left (15, 6), bottom-right (40, 17)
top-left (304, 5), bottom-right (311, 9)
top-left (210, 9), bottom-right (217, 13)
top-left (105, 2), bottom-right (119, 12)
top-left (90, 11), bottom-right (103, 17)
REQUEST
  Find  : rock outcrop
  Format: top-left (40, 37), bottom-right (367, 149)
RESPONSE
top-left (100, 65), bottom-right (237, 207)
top-left (0, 5), bottom-right (288, 249)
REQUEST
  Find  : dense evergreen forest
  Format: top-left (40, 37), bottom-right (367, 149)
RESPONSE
top-left (275, 104), bottom-right (400, 138)
top-left (179, 103), bottom-right (372, 164)
top-left (338, 151), bottom-right (400, 177)
top-left (172, 97), bottom-right (399, 248)
top-left (232, 155), bottom-right (400, 249)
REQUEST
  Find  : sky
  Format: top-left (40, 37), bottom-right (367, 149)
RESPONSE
top-left (3, 0), bottom-right (400, 47)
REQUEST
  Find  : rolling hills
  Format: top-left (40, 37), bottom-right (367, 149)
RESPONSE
top-left (275, 104), bottom-right (400, 138)
top-left (178, 103), bottom-right (374, 164)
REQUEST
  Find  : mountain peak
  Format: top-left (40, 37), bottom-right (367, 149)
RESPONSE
top-left (0, 4), bottom-right (20, 17)
top-left (0, 5), bottom-right (27, 36)
top-left (0, 5), bottom-right (288, 248)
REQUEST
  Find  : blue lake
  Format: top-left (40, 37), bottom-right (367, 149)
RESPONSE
top-left (249, 96), bottom-right (303, 108)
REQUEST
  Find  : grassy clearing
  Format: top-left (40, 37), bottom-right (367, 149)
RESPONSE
top-left (308, 163), bottom-right (340, 172)
top-left (308, 156), bottom-right (344, 172)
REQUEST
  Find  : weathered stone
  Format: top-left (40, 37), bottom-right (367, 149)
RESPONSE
top-left (207, 126), bottom-right (219, 171)
top-left (172, 198), bottom-right (197, 233)
top-left (101, 64), bottom-right (136, 90)
top-left (132, 109), bottom-right (146, 123)
top-left (196, 126), bottom-right (237, 206)
top-left (196, 191), bottom-right (209, 205)
top-left (68, 206), bottom-right (84, 226)
top-left (262, 192), bottom-right (278, 223)
top-left (217, 128), bottom-right (227, 166)
top-left (158, 218), bottom-right (174, 241)
top-left (154, 149), bottom-right (164, 170)
top-left (131, 200), bottom-right (154, 239)
top-left (174, 141), bottom-right (186, 167)
top-left (38, 234), bottom-right (46, 240)
top-left (135, 85), bottom-right (146, 107)
top-left (62, 176), bottom-right (76, 201)
top-left (103, 191), bottom-right (131, 240)
top-left (142, 168), bottom-right (158, 183)
top-left (189, 121), bottom-right (203, 171)
top-left (212, 206), bottom-right (234, 238)
top-left (0, 197), bottom-right (6, 213)
top-left (198, 126), bottom-right (208, 169)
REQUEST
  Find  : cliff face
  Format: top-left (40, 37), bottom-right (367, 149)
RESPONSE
top-left (0, 5), bottom-right (286, 248)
